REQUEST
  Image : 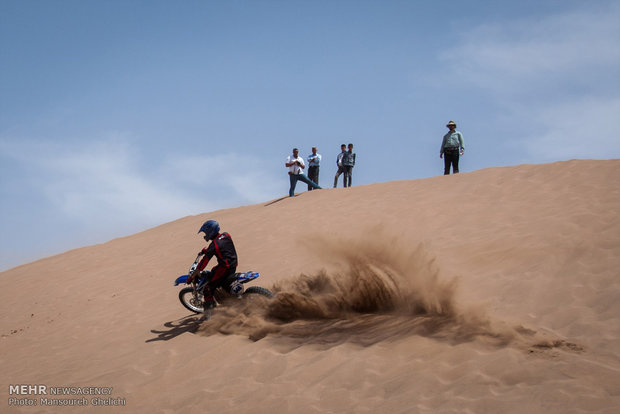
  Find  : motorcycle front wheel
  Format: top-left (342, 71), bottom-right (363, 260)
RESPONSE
top-left (179, 287), bottom-right (204, 314)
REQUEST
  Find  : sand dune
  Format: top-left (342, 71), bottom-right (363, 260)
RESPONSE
top-left (2, 159), bottom-right (619, 413)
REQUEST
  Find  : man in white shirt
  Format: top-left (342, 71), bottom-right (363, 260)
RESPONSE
top-left (306, 146), bottom-right (322, 191)
top-left (286, 148), bottom-right (321, 197)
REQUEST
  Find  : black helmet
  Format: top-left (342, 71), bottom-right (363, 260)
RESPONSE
top-left (198, 220), bottom-right (220, 240)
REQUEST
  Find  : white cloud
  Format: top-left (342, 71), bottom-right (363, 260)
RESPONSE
top-left (521, 96), bottom-right (620, 161)
top-left (439, 4), bottom-right (620, 161)
top-left (47, 142), bottom-right (191, 221)
top-left (1, 136), bottom-right (283, 234)
top-left (2, 137), bottom-right (189, 224)
top-left (442, 7), bottom-right (620, 95)
top-left (158, 152), bottom-right (283, 206)
top-left (0, 135), bottom-right (284, 270)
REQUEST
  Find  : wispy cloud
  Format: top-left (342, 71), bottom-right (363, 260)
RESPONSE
top-left (159, 152), bottom-right (283, 207)
top-left (442, 7), bottom-right (619, 95)
top-left (522, 97), bottom-right (620, 161)
top-left (0, 134), bottom-right (283, 269)
top-left (2, 135), bottom-right (283, 223)
top-left (2, 136), bottom-right (191, 225)
top-left (440, 4), bottom-right (620, 161)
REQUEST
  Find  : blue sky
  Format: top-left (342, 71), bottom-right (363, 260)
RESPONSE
top-left (1, 0), bottom-right (619, 271)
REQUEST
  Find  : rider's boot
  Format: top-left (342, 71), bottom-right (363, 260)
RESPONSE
top-left (203, 299), bottom-right (215, 310)
top-left (199, 298), bottom-right (215, 320)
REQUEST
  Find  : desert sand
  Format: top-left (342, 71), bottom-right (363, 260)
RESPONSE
top-left (1, 159), bottom-right (619, 413)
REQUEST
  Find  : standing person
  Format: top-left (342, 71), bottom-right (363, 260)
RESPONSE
top-left (333, 144), bottom-right (347, 188)
top-left (306, 147), bottom-right (322, 191)
top-left (187, 220), bottom-right (237, 314)
top-left (342, 143), bottom-right (356, 187)
top-left (440, 120), bottom-right (465, 175)
top-left (285, 148), bottom-right (321, 197)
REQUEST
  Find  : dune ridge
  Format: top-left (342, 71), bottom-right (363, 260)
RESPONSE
top-left (2, 159), bottom-right (620, 413)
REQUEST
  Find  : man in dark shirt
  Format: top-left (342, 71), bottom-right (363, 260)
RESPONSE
top-left (342, 143), bottom-right (356, 187)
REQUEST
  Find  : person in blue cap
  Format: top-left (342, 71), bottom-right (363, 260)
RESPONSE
top-left (187, 220), bottom-right (238, 311)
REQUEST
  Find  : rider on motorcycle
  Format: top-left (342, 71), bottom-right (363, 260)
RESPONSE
top-left (187, 220), bottom-right (238, 311)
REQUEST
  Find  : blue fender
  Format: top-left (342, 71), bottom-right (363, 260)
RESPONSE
top-left (238, 272), bottom-right (260, 283)
top-left (174, 275), bottom-right (190, 286)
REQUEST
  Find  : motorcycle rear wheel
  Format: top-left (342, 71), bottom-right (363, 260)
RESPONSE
top-left (244, 286), bottom-right (275, 298)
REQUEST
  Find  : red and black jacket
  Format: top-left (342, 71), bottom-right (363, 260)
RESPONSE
top-left (197, 232), bottom-right (238, 272)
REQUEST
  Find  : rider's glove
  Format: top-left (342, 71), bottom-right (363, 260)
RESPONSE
top-left (188, 269), bottom-right (203, 284)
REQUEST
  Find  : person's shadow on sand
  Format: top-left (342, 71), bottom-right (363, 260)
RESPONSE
top-left (146, 316), bottom-right (202, 342)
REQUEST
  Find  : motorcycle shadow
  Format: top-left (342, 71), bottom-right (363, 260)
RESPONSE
top-left (146, 315), bottom-right (204, 343)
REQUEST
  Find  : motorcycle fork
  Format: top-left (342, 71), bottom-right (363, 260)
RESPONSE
top-left (192, 283), bottom-right (205, 302)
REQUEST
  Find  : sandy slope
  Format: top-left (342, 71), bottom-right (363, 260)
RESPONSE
top-left (1, 159), bottom-right (619, 413)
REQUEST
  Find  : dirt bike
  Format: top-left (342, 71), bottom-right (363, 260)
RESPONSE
top-left (173, 253), bottom-right (274, 314)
